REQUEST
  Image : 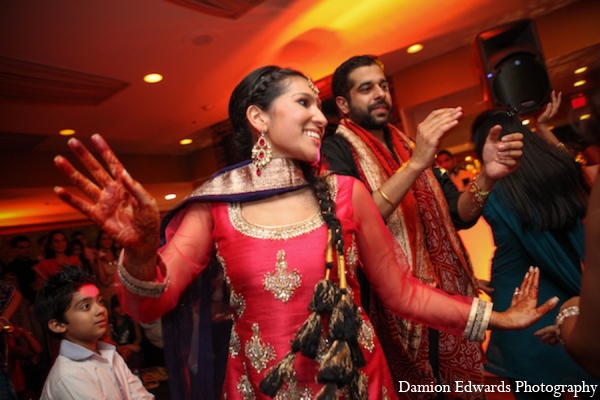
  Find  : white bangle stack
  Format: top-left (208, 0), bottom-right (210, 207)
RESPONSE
top-left (117, 250), bottom-right (169, 298)
top-left (554, 306), bottom-right (579, 345)
top-left (464, 298), bottom-right (493, 342)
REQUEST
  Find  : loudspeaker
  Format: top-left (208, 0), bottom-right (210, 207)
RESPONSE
top-left (474, 19), bottom-right (552, 115)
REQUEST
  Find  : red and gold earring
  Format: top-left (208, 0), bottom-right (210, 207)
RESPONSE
top-left (251, 129), bottom-right (272, 176)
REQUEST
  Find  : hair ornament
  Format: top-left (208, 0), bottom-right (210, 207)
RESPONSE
top-left (306, 76), bottom-right (320, 95)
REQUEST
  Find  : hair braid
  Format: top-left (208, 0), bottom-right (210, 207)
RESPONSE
top-left (300, 163), bottom-right (344, 253)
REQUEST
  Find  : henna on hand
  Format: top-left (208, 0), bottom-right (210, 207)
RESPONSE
top-left (54, 134), bottom-right (161, 255)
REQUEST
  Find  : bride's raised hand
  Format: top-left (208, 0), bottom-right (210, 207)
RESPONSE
top-left (489, 267), bottom-right (559, 330)
top-left (54, 134), bottom-right (160, 253)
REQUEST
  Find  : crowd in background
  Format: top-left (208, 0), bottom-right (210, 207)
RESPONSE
top-left (0, 228), bottom-right (165, 399)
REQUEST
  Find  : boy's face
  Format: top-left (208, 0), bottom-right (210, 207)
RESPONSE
top-left (49, 284), bottom-right (108, 352)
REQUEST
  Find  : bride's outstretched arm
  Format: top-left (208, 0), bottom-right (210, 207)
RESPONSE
top-left (350, 179), bottom-right (557, 338)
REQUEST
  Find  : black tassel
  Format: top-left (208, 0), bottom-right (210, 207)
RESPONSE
top-left (349, 341), bottom-right (366, 368)
top-left (309, 279), bottom-right (340, 313)
top-left (291, 312), bottom-right (322, 358)
top-left (315, 383), bottom-right (338, 400)
top-left (329, 295), bottom-right (360, 343)
top-left (348, 371), bottom-right (368, 400)
top-left (317, 339), bottom-right (354, 385)
top-left (259, 352), bottom-right (296, 397)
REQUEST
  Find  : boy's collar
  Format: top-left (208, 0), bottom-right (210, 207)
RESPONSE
top-left (59, 339), bottom-right (115, 361)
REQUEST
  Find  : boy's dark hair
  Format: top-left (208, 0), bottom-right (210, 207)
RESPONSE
top-left (36, 266), bottom-right (96, 337)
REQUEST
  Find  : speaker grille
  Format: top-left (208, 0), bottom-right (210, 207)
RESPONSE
top-left (492, 53), bottom-right (551, 112)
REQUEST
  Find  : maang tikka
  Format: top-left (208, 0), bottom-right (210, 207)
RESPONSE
top-left (251, 129), bottom-right (272, 176)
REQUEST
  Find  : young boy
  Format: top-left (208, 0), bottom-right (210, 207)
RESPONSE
top-left (36, 266), bottom-right (154, 399)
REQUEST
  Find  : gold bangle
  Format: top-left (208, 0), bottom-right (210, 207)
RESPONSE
top-left (377, 187), bottom-right (395, 207)
top-left (468, 175), bottom-right (491, 214)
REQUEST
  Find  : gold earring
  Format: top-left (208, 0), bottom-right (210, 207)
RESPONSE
top-left (251, 129), bottom-right (272, 176)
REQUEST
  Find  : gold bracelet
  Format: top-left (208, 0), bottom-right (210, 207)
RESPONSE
top-left (468, 175), bottom-right (491, 213)
top-left (377, 187), bottom-right (395, 207)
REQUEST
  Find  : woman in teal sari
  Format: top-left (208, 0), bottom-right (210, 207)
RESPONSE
top-left (472, 107), bottom-right (600, 397)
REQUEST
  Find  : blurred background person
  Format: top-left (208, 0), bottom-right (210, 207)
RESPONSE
top-left (3, 236), bottom-right (37, 306)
top-left (68, 239), bottom-right (94, 278)
top-left (471, 104), bottom-right (599, 396)
top-left (33, 230), bottom-right (80, 291)
top-left (436, 149), bottom-right (475, 191)
top-left (1, 281), bottom-right (23, 400)
top-left (109, 296), bottom-right (144, 375)
top-left (541, 63), bottom-right (600, 378)
top-left (94, 230), bottom-right (119, 311)
top-left (71, 231), bottom-right (96, 268)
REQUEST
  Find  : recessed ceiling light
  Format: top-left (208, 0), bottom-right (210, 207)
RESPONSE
top-left (180, 138), bottom-right (193, 145)
top-left (407, 44), bottom-right (423, 54)
top-left (574, 80), bottom-right (586, 87)
top-left (144, 73), bottom-right (163, 83)
top-left (165, 193), bottom-right (177, 200)
top-left (574, 66), bottom-right (588, 74)
top-left (59, 129), bottom-right (75, 136)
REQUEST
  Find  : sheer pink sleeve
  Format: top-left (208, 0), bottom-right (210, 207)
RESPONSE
top-left (350, 179), bottom-right (489, 339)
top-left (117, 202), bottom-right (215, 322)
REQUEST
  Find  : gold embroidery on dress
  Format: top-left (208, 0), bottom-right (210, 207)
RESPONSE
top-left (236, 374), bottom-right (256, 400)
top-left (382, 386), bottom-right (390, 399)
top-left (263, 250), bottom-right (301, 302)
top-left (346, 234), bottom-right (358, 278)
top-left (324, 174), bottom-right (339, 202)
top-left (229, 325), bottom-right (241, 357)
top-left (274, 372), bottom-right (314, 400)
top-left (315, 336), bottom-right (330, 364)
top-left (228, 203), bottom-right (324, 240)
top-left (357, 312), bottom-right (375, 352)
top-left (230, 291), bottom-right (246, 318)
top-left (245, 323), bottom-right (276, 372)
top-left (191, 158), bottom-right (308, 198)
top-left (216, 244), bottom-right (246, 318)
top-left (215, 245), bottom-right (227, 278)
top-left (227, 173), bottom-right (338, 240)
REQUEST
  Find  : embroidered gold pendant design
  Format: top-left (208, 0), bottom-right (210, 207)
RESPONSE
top-left (230, 291), bottom-right (246, 318)
top-left (245, 323), bottom-right (276, 372)
top-left (229, 325), bottom-right (241, 357)
top-left (358, 311), bottom-right (375, 352)
top-left (236, 374), bottom-right (255, 400)
top-left (275, 373), bottom-right (314, 400)
top-left (263, 250), bottom-right (301, 302)
top-left (346, 234), bottom-right (359, 278)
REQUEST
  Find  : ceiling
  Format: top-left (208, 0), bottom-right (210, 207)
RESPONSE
top-left (1, 0), bottom-right (598, 234)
